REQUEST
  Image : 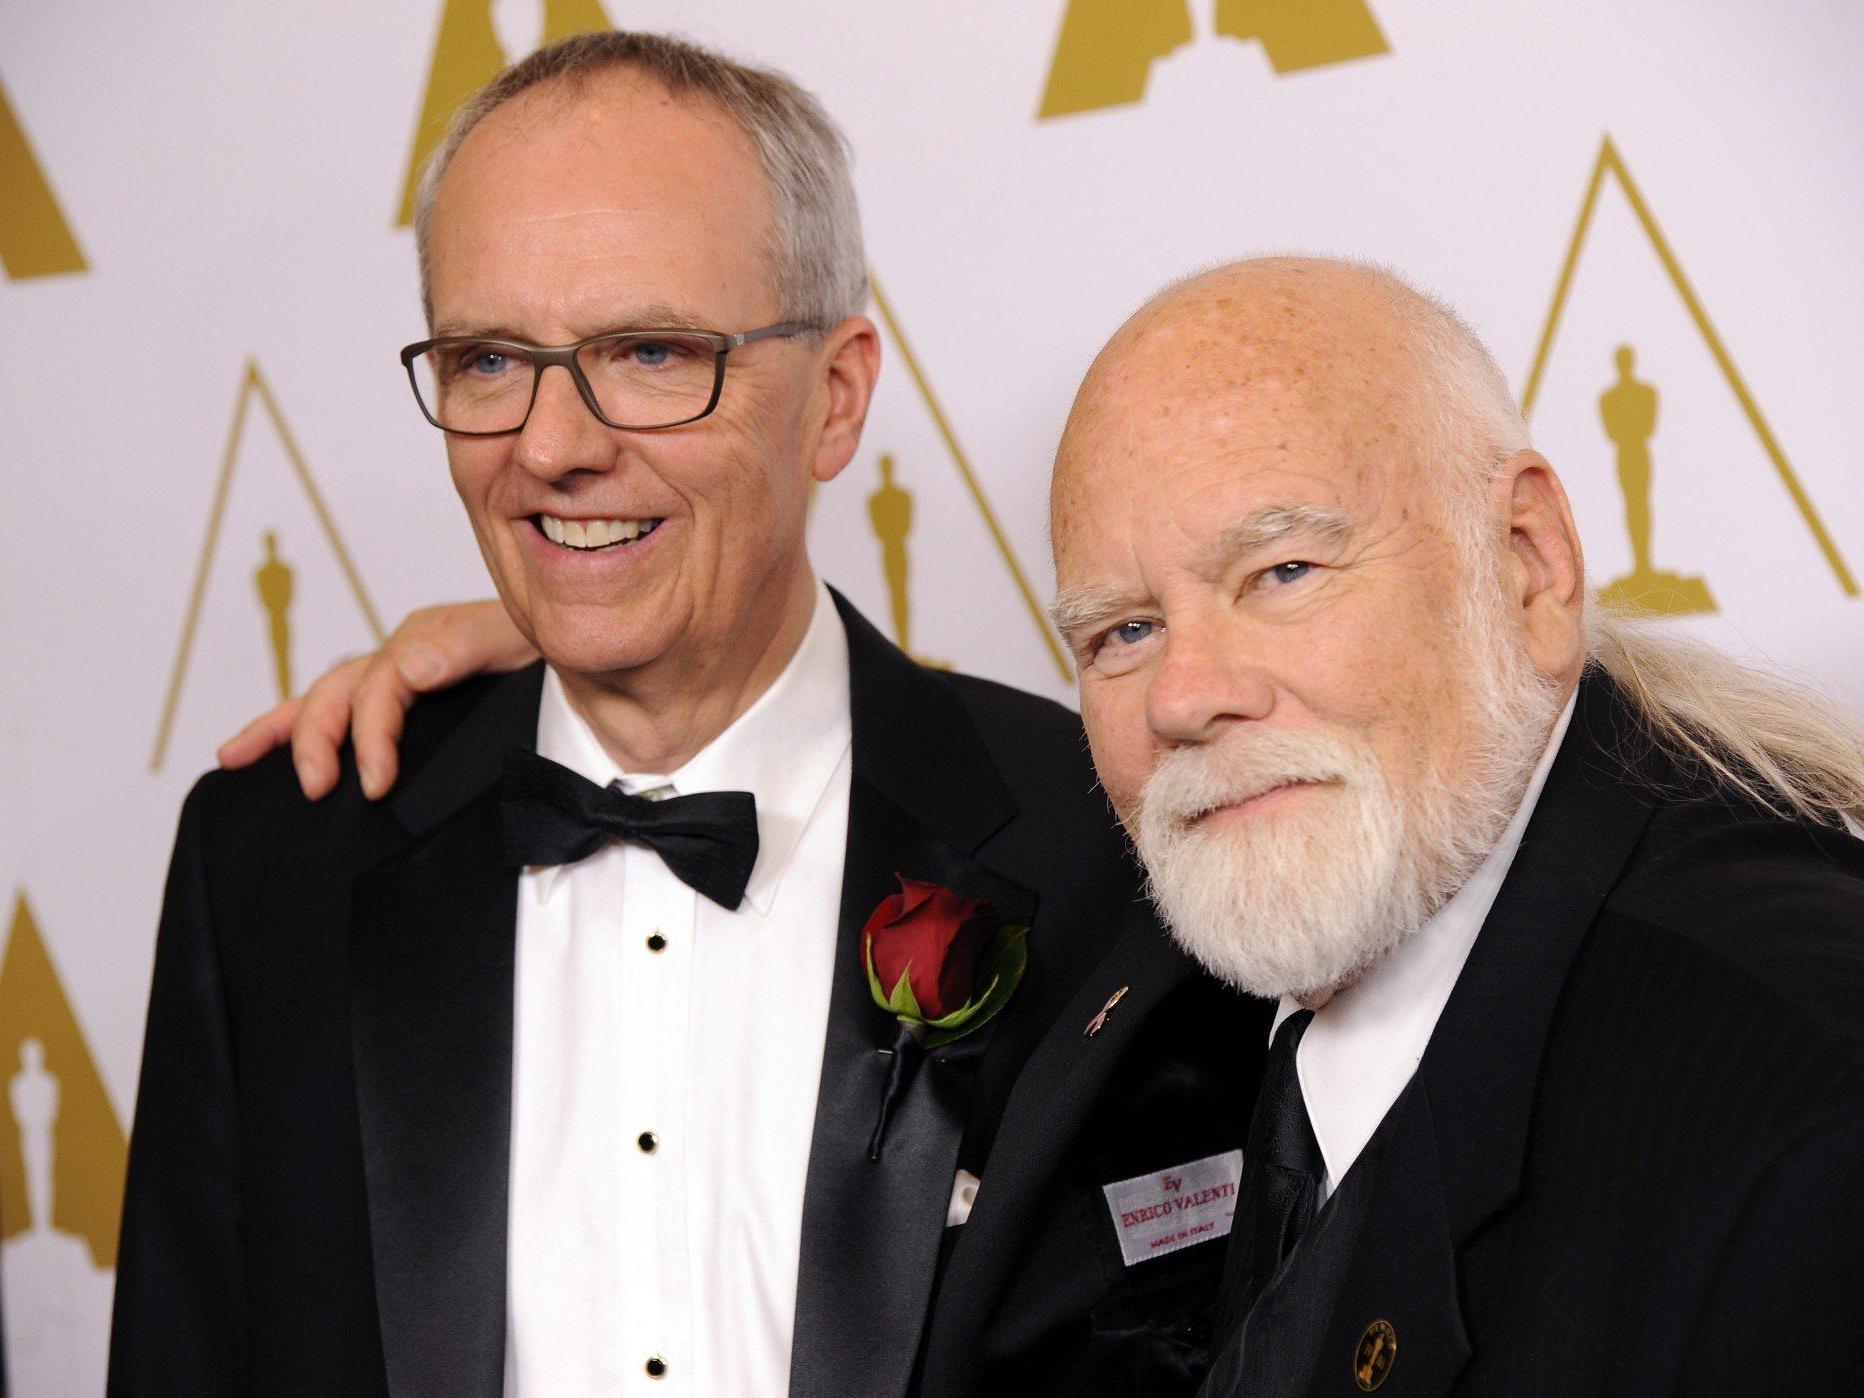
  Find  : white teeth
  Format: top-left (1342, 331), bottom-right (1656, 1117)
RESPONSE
top-left (539, 515), bottom-right (659, 550)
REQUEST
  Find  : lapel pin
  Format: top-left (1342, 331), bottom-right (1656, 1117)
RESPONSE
top-left (1354, 1318), bottom-right (1397, 1391)
top-left (1083, 985), bottom-right (1130, 1037)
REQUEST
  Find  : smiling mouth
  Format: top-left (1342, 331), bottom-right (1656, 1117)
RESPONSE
top-left (534, 514), bottom-right (665, 551)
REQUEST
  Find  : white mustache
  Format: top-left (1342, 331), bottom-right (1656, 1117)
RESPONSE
top-left (1140, 728), bottom-right (1372, 828)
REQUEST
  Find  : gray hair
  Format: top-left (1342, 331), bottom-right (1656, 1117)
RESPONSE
top-left (411, 30), bottom-right (868, 330)
top-left (1372, 262), bottom-right (1864, 828)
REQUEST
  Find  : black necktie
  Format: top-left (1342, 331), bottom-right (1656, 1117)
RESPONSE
top-left (1214, 1007), bottom-right (1325, 1344)
top-left (499, 749), bottom-right (760, 910)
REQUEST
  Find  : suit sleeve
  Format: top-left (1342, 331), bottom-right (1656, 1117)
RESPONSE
top-left (1676, 1098), bottom-right (1864, 1396)
top-left (107, 778), bottom-right (245, 1395)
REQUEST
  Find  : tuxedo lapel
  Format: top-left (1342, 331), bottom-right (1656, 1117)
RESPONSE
top-left (350, 665), bottom-right (543, 1398)
top-left (918, 911), bottom-right (1210, 1398)
top-left (788, 596), bottom-right (1027, 1398)
top-left (1308, 674), bottom-right (1659, 1394)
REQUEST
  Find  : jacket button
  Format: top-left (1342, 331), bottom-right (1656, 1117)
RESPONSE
top-left (646, 1355), bottom-right (668, 1378)
top-left (638, 1131), bottom-right (658, 1154)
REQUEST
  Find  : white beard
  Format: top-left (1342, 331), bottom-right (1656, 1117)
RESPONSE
top-left (1133, 580), bottom-right (1561, 1001)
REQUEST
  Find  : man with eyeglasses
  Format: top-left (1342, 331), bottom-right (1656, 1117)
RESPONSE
top-left (109, 29), bottom-right (1258, 1398)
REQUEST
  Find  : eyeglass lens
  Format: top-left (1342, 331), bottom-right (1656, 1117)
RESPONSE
top-left (411, 332), bottom-right (720, 432)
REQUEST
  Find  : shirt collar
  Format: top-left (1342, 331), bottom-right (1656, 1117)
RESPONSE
top-left (530, 580), bottom-right (853, 913)
top-left (1273, 691), bottom-right (1579, 1196)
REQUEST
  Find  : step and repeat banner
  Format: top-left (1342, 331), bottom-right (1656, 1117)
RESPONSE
top-left (3, 1), bottom-right (1861, 1389)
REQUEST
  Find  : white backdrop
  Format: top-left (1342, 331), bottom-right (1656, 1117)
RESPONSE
top-left (4, 2), bottom-right (1862, 1390)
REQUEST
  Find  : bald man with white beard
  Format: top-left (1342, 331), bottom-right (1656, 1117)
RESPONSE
top-left (230, 258), bottom-right (1864, 1397)
top-left (1037, 259), bottom-right (1864, 1397)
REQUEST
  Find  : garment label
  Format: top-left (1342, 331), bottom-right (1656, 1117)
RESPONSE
top-left (1100, 1149), bottom-right (1243, 1267)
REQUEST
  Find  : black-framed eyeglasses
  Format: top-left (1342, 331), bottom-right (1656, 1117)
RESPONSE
top-left (398, 321), bottom-right (816, 435)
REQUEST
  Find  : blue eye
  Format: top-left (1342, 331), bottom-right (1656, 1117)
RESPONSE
top-left (1269, 561), bottom-right (1313, 585)
top-left (632, 340), bottom-right (673, 367)
top-left (1110, 619), bottom-right (1156, 646)
top-left (470, 351), bottom-right (509, 375)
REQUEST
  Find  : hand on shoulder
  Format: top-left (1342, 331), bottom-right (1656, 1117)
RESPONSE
top-left (217, 600), bottom-right (535, 801)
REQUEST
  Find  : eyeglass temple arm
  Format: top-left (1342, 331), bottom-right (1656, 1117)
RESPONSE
top-left (724, 321), bottom-right (818, 351)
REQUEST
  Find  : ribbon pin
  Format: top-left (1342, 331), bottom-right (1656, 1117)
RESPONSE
top-left (1084, 985), bottom-right (1130, 1038)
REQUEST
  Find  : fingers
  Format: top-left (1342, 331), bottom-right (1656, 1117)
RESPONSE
top-left (216, 698), bottom-right (305, 770)
top-left (288, 656), bottom-right (371, 800)
top-left (350, 656), bottom-right (414, 801)
top-left (223, 601), bottom-right (536, 803)
top-left (346, 602), bottom-right (533, 800)
top-left (390, 601), bottom-right (537, 693)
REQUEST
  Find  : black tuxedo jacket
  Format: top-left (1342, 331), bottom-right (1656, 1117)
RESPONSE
top-left (1186, 673), bottom-right (1864, 1397)
top-left (110, 594), bottom-right (1233, 1396)
top-left (917, 909), bottom-right (1270, 1397)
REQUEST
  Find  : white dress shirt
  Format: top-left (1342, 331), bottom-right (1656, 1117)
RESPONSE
top-left (1272, 696), bottom-right (1578, 1204)
top-left (504, 581), bottom-right (853, 1397)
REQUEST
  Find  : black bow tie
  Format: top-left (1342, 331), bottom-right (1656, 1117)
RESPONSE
top-left (499, 749), bottom-right (760, 910)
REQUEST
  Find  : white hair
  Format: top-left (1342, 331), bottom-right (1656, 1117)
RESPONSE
top-left (411, 30), bottom-right (868, 331)
top-left (1369, 258), bottom-right (1864, 829)
top-left (1132, 255), bottom-right (1864, 997)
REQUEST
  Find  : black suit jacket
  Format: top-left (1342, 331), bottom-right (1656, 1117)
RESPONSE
top-left (112, 594), bottom-right (1225, 1396)
top-left (918, 911), bottom-right (1270, 1397)
top-left (1182, 672), bottom-right (1864, 1396)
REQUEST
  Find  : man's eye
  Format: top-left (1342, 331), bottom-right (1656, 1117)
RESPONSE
top-left (1266, 560), bottom-right (1314, 586)
top-left (622, 339), bottom-right (692, 368)
top-left (443, 346), bottom-right (516, 379)
top-left (1085, 618), bottom-right (1160, 675)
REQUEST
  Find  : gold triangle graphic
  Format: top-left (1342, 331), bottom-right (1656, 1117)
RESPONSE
top-left (1038, 0), bottom-right (1194, 118)
top-left (0, 70), bottom-right (87, 279)
top-left (395, 0), bottom-right (615, 228)
top-left (1037, 0), bottom-right (1388, 119)
top-left (869, 275), bottom-right (1074, 683)
top-left (1212, 0), bottom-right (1389, 76)
top-left (1521, 136), bottom-right (1856, 599)
top-left (150, 361), bottom-right (386, 771)
top-left (0, 892), bottom-right (127, 1269)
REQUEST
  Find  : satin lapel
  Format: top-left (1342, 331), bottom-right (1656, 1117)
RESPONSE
top-left (788, 596), bottom-right (1025, 1398)
top-left (1307, 674), bottom-right (1660, 1394)
top-left (918, 913), bottom-right (1209, 1398)
top-left (351, 664), bottom-right (542, 1398)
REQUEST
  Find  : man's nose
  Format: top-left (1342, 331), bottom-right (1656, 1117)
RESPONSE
top-left (1144, 622), bottom-right (1275, 745)
top-left (511, 362), bottom-right (613, 482)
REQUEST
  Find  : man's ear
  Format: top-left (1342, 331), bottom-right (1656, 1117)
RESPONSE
top-left (1496, 450), bottom-right (1587, 686)
top-left (808, 315), bottom-right (882, 485)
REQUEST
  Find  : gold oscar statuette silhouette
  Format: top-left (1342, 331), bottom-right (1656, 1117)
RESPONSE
top-left (1595, 345), bottom-right (1715, 616)
top-left (256, 530), bottom-right (297, 701)
top-left (868, 455), bottom-right (947, 669)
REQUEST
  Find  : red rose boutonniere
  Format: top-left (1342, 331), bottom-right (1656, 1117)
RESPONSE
top-left (861, 875), bottom-right (1028, 1159)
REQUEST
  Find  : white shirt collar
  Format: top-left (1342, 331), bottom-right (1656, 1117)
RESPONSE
top-left (531, 580), bottom-right (853, 914)
top-left (1272, 692), bottom-right (1579, 1197)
